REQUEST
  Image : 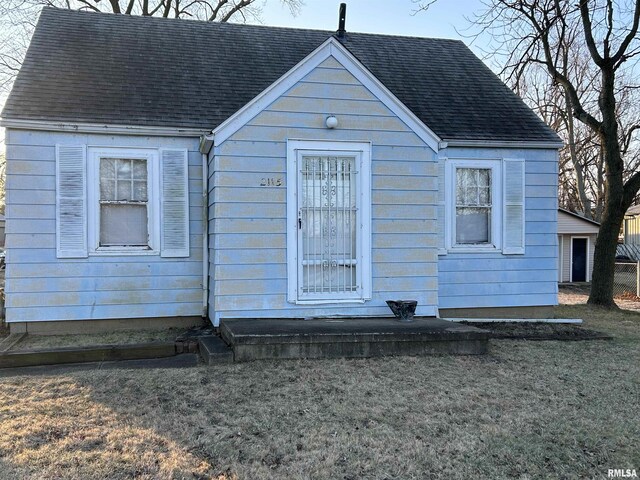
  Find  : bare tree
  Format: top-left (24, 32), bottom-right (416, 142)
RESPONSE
top-left (466, 0), bottom-right (640, 307)
top-left (415, 0), bottom-right (640, 305)
top-left (0, 0), bottom-right (303, 96)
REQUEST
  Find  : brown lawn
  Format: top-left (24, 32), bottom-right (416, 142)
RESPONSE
top-left (0, 295), bottom-right (638, 479)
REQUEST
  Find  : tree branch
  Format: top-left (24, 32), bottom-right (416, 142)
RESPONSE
top-left (578, 0), bottom-right (605, 66)
top-left (220, 0), bottom-right (253, 22)
top-left (527, 1), bottom-right (603, 131)
top-left (411, 0), bottom-right (437, 16)
top-left (623, 169), bottom-right (640, 206)
top-left (75, 0), bottom-right (101, 12)
top-left (208, 0), bottom-right (228, 21)
top-left (149, 0), bottom-right (166, 15)
top-left (621, 124), bottom-right (640, 154)
top-left (162, 0), bottom-right (172, 17)
top-left (125, 0), bottom-right (136, 15)
top-left (611, 0), bottom-right (640, 64)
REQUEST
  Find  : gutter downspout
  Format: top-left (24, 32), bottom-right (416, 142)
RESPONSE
top-left (199, 134), bottom-right (214, 322)
top-left (202, 152), bottom-right (208, 319)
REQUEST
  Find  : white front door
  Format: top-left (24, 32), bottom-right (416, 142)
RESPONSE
top-left (287, 141), bottom-right (371, 304)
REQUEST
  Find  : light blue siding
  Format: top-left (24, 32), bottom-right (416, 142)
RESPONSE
top-left (438, 146), bottom-right (558, 309)
top-left (209, 57), bottom-right (439, 321)
top-left (4, 129), bottom-right (204, 322)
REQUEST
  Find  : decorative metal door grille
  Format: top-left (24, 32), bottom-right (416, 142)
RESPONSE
top-left (299, 155), bottom-right (358, 298)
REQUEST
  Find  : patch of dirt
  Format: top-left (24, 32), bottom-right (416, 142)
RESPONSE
top-left (559, 283), bottom-right (592, 296)
top-left (175, 326), bottom-right (216, 342)
top-left (559, 283), bottom-right (640, 312)
top-left (465, 321), bottom-right (612, 341)
top-left (614, 291), bottom-right (640, 302)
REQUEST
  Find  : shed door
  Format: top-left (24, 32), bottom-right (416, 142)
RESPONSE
top-left (297, 153), bottom-right (361, 300)
top-left (571, 238), bottom-right (587, 282)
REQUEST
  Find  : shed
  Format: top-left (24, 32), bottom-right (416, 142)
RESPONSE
top-left (557, 208), bottom-right (600, 283)
top-left (622, 205), bottom-right (640, 245)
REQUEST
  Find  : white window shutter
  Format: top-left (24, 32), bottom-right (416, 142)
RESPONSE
top-left (437, 158), bottom-right (447, 254)
top-left (503, 158), bottom-right (525, 255)
top-left (160, 149), bottom-right (190, 258)
top-left (56, 144), bottom-right (88, 258)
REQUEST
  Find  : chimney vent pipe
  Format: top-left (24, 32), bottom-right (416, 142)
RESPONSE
top-left (337, 3), bottom-right (346, 38)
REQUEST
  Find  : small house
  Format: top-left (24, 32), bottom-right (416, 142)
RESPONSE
top-left (0, 8), bottom-right (562, 333)
top-left (557, 208), bottom-right (599, 283)
top-left (622, 205), bottom-right (640, 246)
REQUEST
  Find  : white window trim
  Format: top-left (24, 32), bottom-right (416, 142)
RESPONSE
top-left (87, 147), bottom-right (161, 256)
top-left (445, 158), bottom-right (502, 253)
top-left (286, 140), bottom-right (372, 304)
top-left (558, 235), bottom-right (563, 282)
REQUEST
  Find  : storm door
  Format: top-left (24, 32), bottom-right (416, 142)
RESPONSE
top-left (297, 153), bottom-right (361, 301)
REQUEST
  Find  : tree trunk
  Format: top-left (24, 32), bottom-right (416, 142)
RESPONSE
top-left (588, 200), bottom-right (624, 307)
top-left (587, 64), bottom-right (625, 307)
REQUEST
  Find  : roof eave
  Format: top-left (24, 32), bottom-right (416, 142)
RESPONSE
top-left (442, 138), bottom-right (564, 150)
top-left (0, 117), bottom-right (208, 137)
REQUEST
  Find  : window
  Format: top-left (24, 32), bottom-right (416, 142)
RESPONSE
top-left (87, 148), bottom-right (160, 254)
top-left (99, 158), bottom-right (149, 247)
top-left (56, 145), bottom-right (190, 259)
top-left (446, 159), bottom-right (502, 251)
top-left (456, 168), bottom-right (492, 244)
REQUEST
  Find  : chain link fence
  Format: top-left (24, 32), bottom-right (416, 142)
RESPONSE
top-left (613, 262), bottom-right (639, 298)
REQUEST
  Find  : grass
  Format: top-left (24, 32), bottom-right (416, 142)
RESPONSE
top-left (12, 328), bottom-right (182, 351)
top-left (0, 301), bottom-right (639, 479)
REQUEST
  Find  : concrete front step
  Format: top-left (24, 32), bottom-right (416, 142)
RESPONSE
top-left (220, 317), bottom-right (489, 362)
top-left (198, 335), bottom-right (233, 364)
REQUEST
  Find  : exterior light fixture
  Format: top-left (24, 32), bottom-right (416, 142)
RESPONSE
top-left (325, 116), bottom-right (338, 129)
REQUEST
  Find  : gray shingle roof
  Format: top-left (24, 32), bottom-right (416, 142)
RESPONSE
top-left (1, 7), bottom-right (561, 143)
top-left (626, 205), bottom-right (640, 217)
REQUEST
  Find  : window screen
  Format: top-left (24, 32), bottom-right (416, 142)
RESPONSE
top-left (455, 167), bottom-right (491, 244)
top-left (99, 158), bottom-right (148, 247)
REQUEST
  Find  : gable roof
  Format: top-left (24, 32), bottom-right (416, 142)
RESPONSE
top-left (1, 8), bottom-right (561, 144)
top-left (211, 37), bottom-right (441, 150)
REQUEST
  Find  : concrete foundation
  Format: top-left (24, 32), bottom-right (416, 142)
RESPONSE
top-left (9, 316), bottom-right (206, 335)
top-left (439, 305), bottom-right (555, 319)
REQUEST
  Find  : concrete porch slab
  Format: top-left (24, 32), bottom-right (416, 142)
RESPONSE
top-left (220, 317), bottom-right (490, 362)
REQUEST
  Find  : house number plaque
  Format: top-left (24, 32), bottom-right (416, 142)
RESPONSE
top-left (259, 178), bottom-right (283, 186)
